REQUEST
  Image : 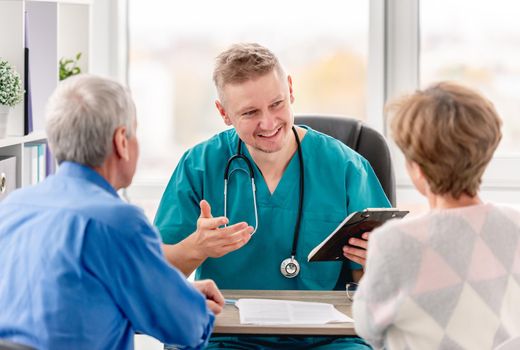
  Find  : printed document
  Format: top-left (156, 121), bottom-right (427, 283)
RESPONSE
top-left (235, 298), bottom-right (354, 325)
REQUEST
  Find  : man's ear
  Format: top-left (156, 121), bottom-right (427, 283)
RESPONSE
top-left (113, 126), bottom-right (130, 161)
top-left (287, 75), bottom-right (295, 104)
top-left (215, 100), bottom-right (232, 126)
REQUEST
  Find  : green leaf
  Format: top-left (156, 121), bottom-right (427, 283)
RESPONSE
top-left (58, 52), bottom-right (83, 81)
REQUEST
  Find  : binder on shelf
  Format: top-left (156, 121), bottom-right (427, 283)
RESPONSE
top-left (28, 145), bottom-right (38, 185)
top-left (24, 47), bottom-right (33, 135)
top-left (45, 143), bottom-right (56, 176)
top-left (0, 156), bottom-right (17, 201)
top-left (24, 144), bottom-right (48, 185)
top-left (24, 10), bottom-right (34, 135)
top-left (37, 143), bottom-right (45, 182)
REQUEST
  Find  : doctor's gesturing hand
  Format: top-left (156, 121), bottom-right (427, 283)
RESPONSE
top-left (162, 200), bottom-right (253, 277)
top-left (193, 200), bottom-right (253, 258)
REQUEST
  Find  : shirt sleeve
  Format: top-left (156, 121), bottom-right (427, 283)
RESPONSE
top-left (81, 211), bottom-right (213, 349)
top-left (345, 155), bottom-right (391, 270)
top-left (154, 151), bottom-right (201, 244)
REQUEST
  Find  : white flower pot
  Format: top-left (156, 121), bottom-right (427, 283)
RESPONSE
top-left (0, 104), bottom-right (9, 138)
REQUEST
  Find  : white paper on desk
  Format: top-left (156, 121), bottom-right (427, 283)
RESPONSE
top-left (235, 298), bottom-right (354, 325)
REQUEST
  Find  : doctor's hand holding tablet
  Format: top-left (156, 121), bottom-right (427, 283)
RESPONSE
top-left (343, 231), bottom-right (370, 267)
top-left (307, 208), bottom-right (409, 268)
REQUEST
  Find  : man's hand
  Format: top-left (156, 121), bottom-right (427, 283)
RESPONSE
top-left (191, 200), bottom-right (253, 260)
top-left (162, 200), bottom-right (253, 277)
top-left (342, 232), bottom-right (369, 268)
top-left (192, 279), bottom-right (225, 315)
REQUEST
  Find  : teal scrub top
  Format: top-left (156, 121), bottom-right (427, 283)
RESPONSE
top-left (155, 126), bottom-right (390, 290)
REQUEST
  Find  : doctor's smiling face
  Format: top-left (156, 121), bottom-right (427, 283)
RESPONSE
top-left (215, 68), bottom-right (295, 155)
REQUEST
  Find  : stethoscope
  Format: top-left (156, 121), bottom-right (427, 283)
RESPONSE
top-left (223, 126), bottom-right (304, 278)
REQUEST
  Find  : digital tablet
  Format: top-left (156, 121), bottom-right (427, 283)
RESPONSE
top-left (307, 208), bottom-right (409, 262)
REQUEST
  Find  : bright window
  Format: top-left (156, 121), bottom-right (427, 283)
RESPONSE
top-left (420, 0), bottom-right (520, 153)
top-left (128, 1), bottom-right (370, 218)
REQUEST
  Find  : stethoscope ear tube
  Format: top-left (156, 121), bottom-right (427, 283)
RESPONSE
top-left (223, 154), bottom-right (258, 234)
top-left (250, 179), bottom-right (258, 235)
top-left (224, 154), bottom-right (255, 180)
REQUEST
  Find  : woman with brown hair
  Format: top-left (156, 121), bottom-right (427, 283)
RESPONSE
top-left (353, 82), bottom-right (520, 349)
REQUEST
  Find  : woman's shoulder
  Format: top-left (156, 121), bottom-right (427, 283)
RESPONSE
top-left (372, 211), bottom-right (431, 237)
top-left (372, 203), bottom-right (520, 247)
top-left (489, 203), bottom-right (520, 223)
top-left (365, 214), bottom-right (430, 280)
top-left (368, 212), bottom-right (434, 257)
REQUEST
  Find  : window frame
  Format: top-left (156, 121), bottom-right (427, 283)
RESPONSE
top-left (115, 0), bottom-right (520, 213)
top-left (384, 0), bottom-right (520, 207)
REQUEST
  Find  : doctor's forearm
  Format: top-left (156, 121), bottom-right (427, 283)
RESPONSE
top-left (161, 237), bottom-right (206, 277)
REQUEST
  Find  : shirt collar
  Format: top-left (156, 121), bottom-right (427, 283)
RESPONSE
top-left (56, 161), bottom-right (119, 197)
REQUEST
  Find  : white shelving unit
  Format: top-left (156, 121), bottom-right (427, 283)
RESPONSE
top-left (0, 131), bottom-right (46, 187)
top-left (0, 0), bottom-right (91, 192)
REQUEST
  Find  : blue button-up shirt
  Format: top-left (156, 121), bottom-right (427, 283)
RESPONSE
top-left (0, 162), bottom-right (214, 350)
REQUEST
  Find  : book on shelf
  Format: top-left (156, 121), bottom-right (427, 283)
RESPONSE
top-left (24, 10), bottom-right (34, 135)
top-left (24, 143), bottom-right (53, 186)
top-left (45, 145), bottom-right (56, 177)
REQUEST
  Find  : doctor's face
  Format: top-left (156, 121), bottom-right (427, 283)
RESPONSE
top-left (216, 69), bottom-right (295, 154)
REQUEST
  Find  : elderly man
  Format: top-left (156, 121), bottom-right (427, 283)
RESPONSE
top-left (0, 75), bottom-right (222, 350)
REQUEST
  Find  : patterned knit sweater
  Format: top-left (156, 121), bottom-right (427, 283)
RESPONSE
top-left (353, 203), bottom-right (520, 350)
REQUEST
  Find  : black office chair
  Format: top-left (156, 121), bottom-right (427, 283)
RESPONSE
top-left (0, 340), bottom-right (35, 350)
top-left (295, 115), bottom-right (395, 205)
top-left (295, 115), bottom-right (396, 288)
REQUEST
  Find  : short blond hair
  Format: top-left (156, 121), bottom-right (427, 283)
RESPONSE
top-left (213, 43), bottom-right (284, 101)
top-left (388, 82), bottom-right (502, 198)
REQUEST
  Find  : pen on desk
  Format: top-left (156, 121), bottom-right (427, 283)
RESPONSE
top-left (225, 298), bottom-right (238, 305)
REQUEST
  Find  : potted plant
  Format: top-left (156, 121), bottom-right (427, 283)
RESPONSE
top-left (0, 59), bottom-right (23, 138)
top-left (59, 52), bottom-right (82, 81)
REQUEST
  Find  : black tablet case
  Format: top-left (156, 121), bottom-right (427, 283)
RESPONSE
top-left (308, 209), bottom-right (408, 262)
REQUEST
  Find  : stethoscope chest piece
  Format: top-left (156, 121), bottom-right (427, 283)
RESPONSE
top-left (280, 256), bottom-right (300, 278)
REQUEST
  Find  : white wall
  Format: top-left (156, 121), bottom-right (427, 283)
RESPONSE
top-left (90, 0), bottom-right (127, 82)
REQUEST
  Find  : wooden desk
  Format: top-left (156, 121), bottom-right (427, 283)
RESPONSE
top-left (214, 290), bottom-right (356, 336)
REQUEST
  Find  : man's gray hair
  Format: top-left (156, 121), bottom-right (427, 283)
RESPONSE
top-left (45, 74), bottom-right (136, 167)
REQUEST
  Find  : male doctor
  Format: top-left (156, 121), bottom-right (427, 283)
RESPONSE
top-left (156, 43), bottom-right (390, 349)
